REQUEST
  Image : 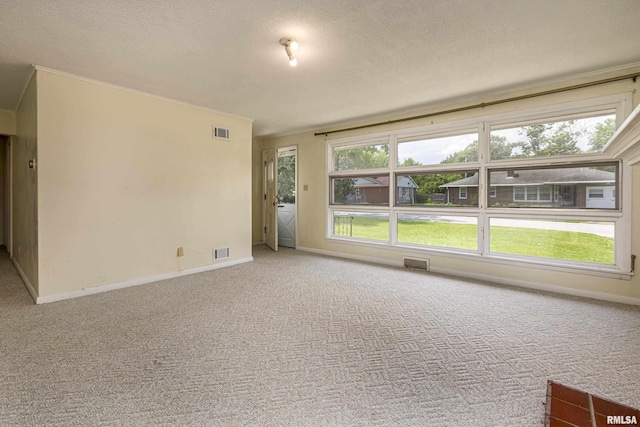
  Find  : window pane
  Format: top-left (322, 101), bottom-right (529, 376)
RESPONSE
top-left (398, 214), bottom-right (477, 250)
top-left (333, 212), bottom-right (389, 241)
top-left (396, 171), bottom-right (479, 207)
top-left (277, 151), bottom-right (296, 203)
top-left (488, 163), bottom-right (618, 209)
top-left (490, 113), bottom-right (616, 160)
top-left (489, 218), bottom-right (614, 264)
top-left (397, 132), bottom-right (478, 166)
top-left (334, 143), bottom-right (389, 171)
top-left (331, 176), bottom-right (390, 205)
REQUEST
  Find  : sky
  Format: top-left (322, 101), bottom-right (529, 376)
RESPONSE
top-left (397, 114), bottom-right (614, 165)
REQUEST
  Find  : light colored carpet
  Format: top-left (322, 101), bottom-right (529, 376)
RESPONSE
top-left (1, 246), bottom-right (639, 426)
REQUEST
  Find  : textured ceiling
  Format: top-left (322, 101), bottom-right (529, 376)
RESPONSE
top-left (1, 0), bottom-right (639, 137)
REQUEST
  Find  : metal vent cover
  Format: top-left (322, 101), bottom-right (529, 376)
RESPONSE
top-left (213, 126), bottom-right (230, 140)
top-left (214, 248), bottom-right (230, 260)
top-left (403, 257), bottom-right (429, 271)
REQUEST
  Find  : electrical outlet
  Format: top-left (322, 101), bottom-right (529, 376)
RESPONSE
top-left (177, 247), bottom-right (184, 257)
top-left (303, 184), bottom-right (309, 191)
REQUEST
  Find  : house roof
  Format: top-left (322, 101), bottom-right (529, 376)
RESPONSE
top-left (440, 167), bottom-right (616, 188)
top-left (1, 2), bottom-right (639, 137)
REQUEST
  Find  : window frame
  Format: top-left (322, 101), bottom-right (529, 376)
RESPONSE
top-left (326, 93), bottom-right (633, 278)
top-left (512, 185), bottom-right (552, 202)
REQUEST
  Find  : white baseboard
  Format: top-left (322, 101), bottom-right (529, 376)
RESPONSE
top-left (252, 241), bottom-right (265, 246)
top-left (296, 246), bottom-right (640, 307)
top-left (12, 259), bottom-right (38, 303)
top-left (428, 266), bottom-right (640, 306)
top-left (36, 257), bottom-right (254, 304)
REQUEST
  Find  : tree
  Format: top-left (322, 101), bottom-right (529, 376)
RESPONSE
top-left (442, 141), bottom-right (478, 164)
top-left (334, 144), bottom-right (389, 170)
top-left (512, 121), bottom-right (581, 158)
top-left (277, 155), bottom-right (296, 203)
top-left (441, 135), bottom-right (513, 163)
top-left (489, 135), bottom-right (513, 160)
top-left (587, 118), bottom-right (615, 152)
top-left (333, 145), bottom-right (389, 203)
top-left (333, 178), bottom-right (355, 204)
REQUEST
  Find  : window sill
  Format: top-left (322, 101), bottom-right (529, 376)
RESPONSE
top-left (325, 237), bottom-right (633, 280)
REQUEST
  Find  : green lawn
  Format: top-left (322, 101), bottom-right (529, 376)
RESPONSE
top-left (333, 217), bottom-right (614, 264)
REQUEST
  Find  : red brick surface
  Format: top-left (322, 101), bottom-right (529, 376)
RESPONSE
top-left (545, 381), bottom-right (639, 427)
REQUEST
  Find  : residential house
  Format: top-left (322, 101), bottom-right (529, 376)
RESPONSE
top-left (348, 175), bottom-right (418, 204)
top-left (440, 167), bottom-right (616, 208)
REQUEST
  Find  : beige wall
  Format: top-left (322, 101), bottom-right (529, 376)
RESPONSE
top-left (257, 71), bottom-right (640, 303)
top-left (0, 109), bottom-right (16, 135)
top-left (13, 74), bottom-right (38, 293)
top-left (36, 70), bottom-right (253, 297)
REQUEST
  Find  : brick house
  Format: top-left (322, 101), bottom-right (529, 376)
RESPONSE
top-left (439, 167), bottom-right (616, 208)
top-left (348, 176), bottom-right (418, 204)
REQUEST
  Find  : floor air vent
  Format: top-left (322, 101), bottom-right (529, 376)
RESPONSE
top-left (403, 257), bottom-right (429, 271)
top-left (213, 126), bottom-right (230, 140)
top-left (214, 248), bottom-right (230, 260)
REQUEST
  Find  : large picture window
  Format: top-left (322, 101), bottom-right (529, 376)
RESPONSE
top-left (327, 94), bottom-right (631, 276)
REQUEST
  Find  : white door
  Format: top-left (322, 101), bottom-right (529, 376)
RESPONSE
top-left (277, 147), bottom-right (296, 248)
top-left (586, 186), bottom-right (615, 209)
top-left (264, 149), bottom-right (278, 251)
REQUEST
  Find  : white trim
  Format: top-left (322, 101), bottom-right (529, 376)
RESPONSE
top-left (429, 266), bottom-right (640, 307)
top-left (35, 257), bottom-right (253, 304)
top-left (14, 66), bottom-right (37, 113)
top-left (33, 65), bottom-right (254, 123)
top-left (12, 259), bottom-right (37, 303)
top-left (296, 246), bottom-right (640, 306)
top-left (323, 236), bottom-right (631, 280)
top-left (253, 241), bottom-right (265, 246)
top-left (604, 101), bottom-right (640, 165)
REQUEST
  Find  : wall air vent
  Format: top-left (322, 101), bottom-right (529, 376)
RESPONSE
top-left (214, 248), bottom-right (230, 260)
top-left (403, 257), bottom-right (430, 271)
top-left (213, 126), bottom-right (230, 140)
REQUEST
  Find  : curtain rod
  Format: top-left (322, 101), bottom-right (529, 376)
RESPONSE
top-left (314, 73), bottom-right (639, 137)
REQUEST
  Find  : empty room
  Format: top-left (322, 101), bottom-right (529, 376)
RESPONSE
top-left (1, 1), bottom-right (640, 426)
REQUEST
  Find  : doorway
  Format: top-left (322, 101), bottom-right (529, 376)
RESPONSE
top-left (277, 147), bottom-right (296, 248)
top-left (263, 146), bottom-right (297, 251)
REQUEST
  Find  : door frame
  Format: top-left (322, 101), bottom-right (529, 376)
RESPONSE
top-left (263, 148), bottom-right (278, 251)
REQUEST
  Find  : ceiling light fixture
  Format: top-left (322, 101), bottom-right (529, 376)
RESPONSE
top-left (279, 37), bottom-right (298, 67)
